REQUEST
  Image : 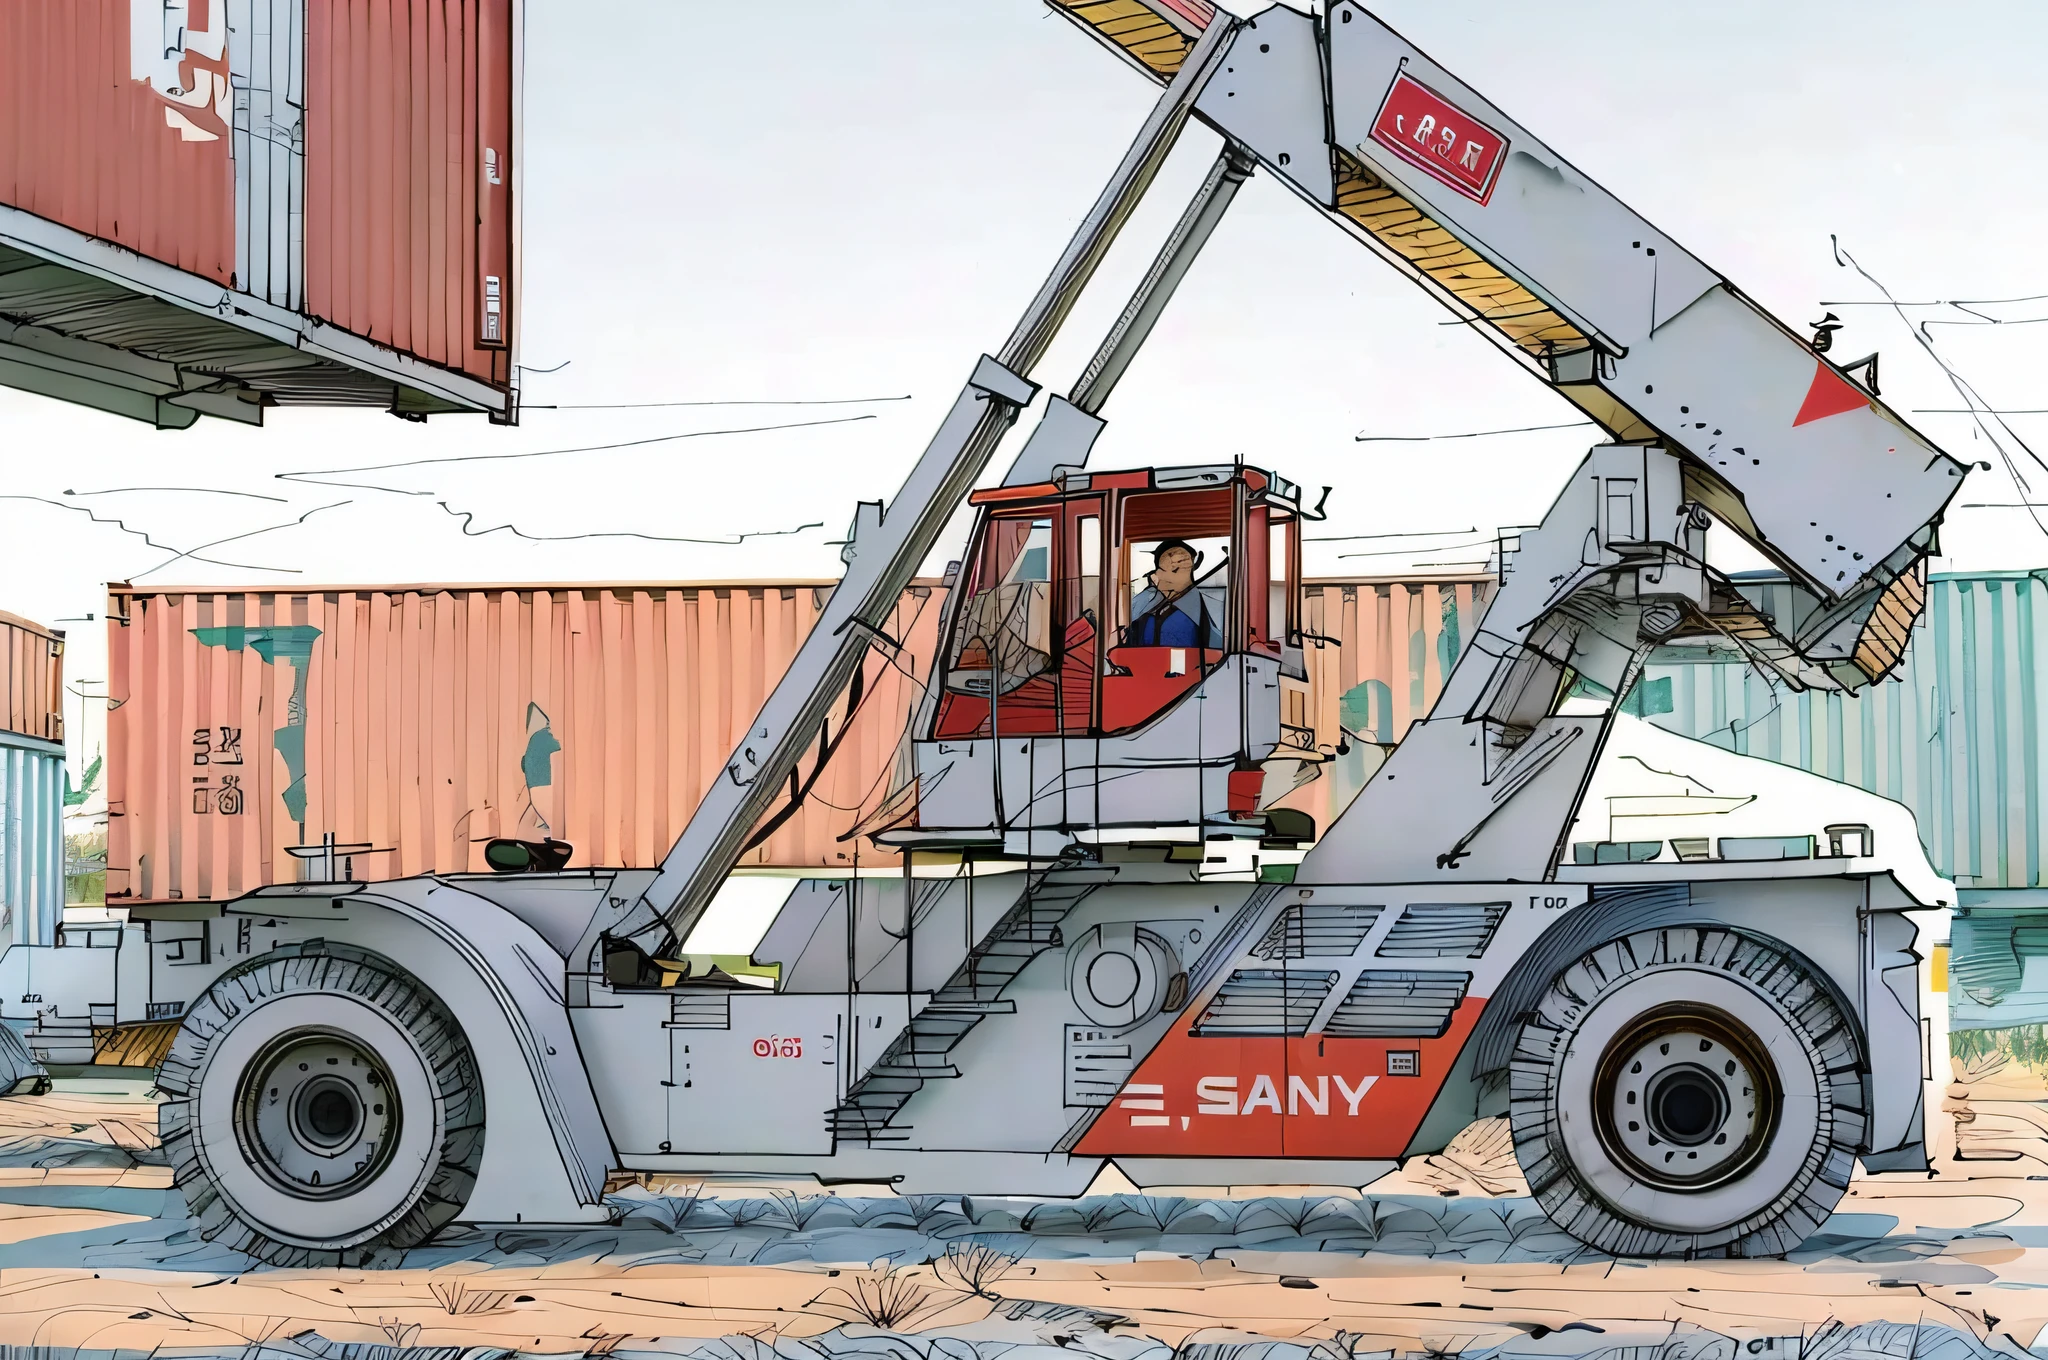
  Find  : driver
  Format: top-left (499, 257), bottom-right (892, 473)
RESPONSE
top-left (1124, 539), bottom-right (1224, 649)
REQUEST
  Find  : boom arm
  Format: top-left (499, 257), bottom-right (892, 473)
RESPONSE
top-left (1055, 0), bottom-right (1966, 669)
top-left (1052, 0), bottom-right (1969, 882)
top-left (629, 21), bottom-right (1238, 950)
top-left (637, 1), bottom-right (1970, 942)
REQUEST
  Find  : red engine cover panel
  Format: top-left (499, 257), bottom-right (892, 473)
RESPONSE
top-left (1074, 1000), bottom-right (1486, 1159)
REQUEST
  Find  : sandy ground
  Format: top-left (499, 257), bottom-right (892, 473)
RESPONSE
top-left (0, 1069), bottom-right (2043, 1358)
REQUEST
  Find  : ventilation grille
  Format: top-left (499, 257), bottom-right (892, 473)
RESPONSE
top-left (1377, 903), bottom-right (1507, 958)
top-left (1251, 904), bottom-right (1383, 960)
top-left (1325, 971), bottom-right (1470, 1039)
top-left (1191, 968), bottom-right (1336, 1037)
top-left (1066, 1026), bottom-right (1139, 1107)
top-left (667, 990), bottom-right (732, 1030)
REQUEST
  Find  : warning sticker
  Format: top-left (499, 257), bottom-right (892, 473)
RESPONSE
top-left (1368, 73), bottom-right (1509, 205)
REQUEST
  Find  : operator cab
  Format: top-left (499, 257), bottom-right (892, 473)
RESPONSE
top-left (910, 464), bottom-right (1335, 853)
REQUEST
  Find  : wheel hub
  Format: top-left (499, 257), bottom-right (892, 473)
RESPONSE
top-left (235, 1030), bottom-right (400, 1200)
top-left (1592, 1004), bottom-right (1779, 1191)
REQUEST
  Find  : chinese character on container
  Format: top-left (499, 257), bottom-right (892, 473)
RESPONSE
top-left (192, 726), bottom-right (244, 766)
top-left (192, 774), bottom-right (245, 816)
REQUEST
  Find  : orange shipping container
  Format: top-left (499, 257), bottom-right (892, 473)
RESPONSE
top-left (0, 609), bottom-right (63, 745)
top-left (104, 575), bottom-right (1492, 904)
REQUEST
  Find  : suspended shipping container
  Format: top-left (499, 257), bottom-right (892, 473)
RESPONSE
top-left (0, 0), bottom-right (519, 425)
top-left (0, 609), bottom-right (63, 947)
top-left (104, 575), bottom-right (1493, 903)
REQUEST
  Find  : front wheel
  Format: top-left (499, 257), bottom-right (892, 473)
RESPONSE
top-left (157, 946), bottom-right (484, 1266)
top-left (1509, 926), bottom-right (1864, 1258)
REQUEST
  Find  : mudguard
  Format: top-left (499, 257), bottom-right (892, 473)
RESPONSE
top-left (150, 880), bottom-right (615, 1226)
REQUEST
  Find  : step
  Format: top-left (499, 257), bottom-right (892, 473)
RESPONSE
top-left (898, 1040), bottom-right (968, 1063)
top-left (905, 1015), bottom-right (978, 1037)
top-left (925, 996), bottom-right (1015, 1014)
top-left (870, 1061), bottom-right (960, 1080)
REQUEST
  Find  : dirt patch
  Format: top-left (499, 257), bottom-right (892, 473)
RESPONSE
top-left (0, 1075), bottom-right (2044, 1360)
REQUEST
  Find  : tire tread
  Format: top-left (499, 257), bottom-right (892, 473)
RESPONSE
top-left (156, 944), bottom-right (483, 1267)
top-left (1508, 926), bottom-right (1863, 1259)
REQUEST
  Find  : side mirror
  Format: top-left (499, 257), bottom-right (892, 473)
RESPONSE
top-left (484, 838), bottom-right (574, 873)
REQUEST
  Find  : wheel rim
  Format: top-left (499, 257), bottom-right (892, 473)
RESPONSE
top-left (1591, 1002), bottom-right (1780, 1192)
top-left (233, 1027), bottom-right (401, 1201)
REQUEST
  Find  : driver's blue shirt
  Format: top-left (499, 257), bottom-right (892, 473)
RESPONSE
top-left (1126, 587), bottom-right (1222, 648)
top-left (1128, 606), bottom-right (1202, 648)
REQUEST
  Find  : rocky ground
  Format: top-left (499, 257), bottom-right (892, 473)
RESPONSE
top-left (0, 1065), bottom-right (2043, 1360)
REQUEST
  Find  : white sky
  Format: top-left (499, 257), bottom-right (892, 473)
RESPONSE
top-left (10, 0), bottom-right (2048, 777)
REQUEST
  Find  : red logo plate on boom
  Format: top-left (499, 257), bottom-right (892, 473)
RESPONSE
top-left (1369, 73), bottom-right (1509, 205)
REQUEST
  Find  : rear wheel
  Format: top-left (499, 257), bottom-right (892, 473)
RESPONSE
top-left (157, 947), bottom-right (483, 1266)
top-left (1509, 926), bottom-right (1864, 1257)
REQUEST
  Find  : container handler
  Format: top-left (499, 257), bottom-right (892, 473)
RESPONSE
top-left (84, 1), bottom-right (1966, 1264)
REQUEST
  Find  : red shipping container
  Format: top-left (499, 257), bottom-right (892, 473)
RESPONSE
top-left (0, 0), bottom-right (518, 426)
top-left (103, 575), bottom-right (1494, 904)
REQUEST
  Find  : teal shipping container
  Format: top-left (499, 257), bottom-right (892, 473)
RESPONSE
top-left (0, 608), bottom-right (64, 949)
top-left (0, 732), bottom-right (61, 948)
top-left (1641, 571), bottom-right (2048, 890)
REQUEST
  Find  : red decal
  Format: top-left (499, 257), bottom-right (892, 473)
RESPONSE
top-left (1369, 74), bottom-right (1509, 205)
top-left (1075, 1001), bottom-right (1487, 1159)
top-left (1793, 360), bottom-right (1872, 427)
top-left (752, 1036), bottom-right (802, 1058)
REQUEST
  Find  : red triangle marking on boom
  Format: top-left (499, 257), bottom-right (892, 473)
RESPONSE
top-left (1793, 360), bottom-right (1872, 427)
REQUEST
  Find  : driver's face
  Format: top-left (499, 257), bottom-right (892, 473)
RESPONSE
top-left (1149, 546), bottom-right (1196, 597)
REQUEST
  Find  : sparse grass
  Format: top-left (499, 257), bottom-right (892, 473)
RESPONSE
top-left (934, 1239), bottom-right (1020, 1299)
top-left (428, 1280), bottom-right (515, 1315)
top-left (377, 1318), bottom-right (423, 1349)
top-left (1311, 1330), bottom-right (1364, 1360)
top-left (610, 1181), bottom-right (705, 1233)
top-left (769, 1188), bottom-right (829, 1231)
top-left (581, 1326), bottom-right (630, 1356)
top-left (808, 1258), bottom-right (949, 1330)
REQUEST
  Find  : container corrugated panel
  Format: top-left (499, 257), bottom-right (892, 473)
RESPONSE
top-left (0, 733), bottom-right (63, 947)
top-left (1272, 577), bottom-right (1493, 830)
top-left (0, 0), bottom-right (236, 282)
top-left (0, 610), bottom-right (63, 745)
top-left (105, 582), bottom-right (947, 902)
top-left (1644, 572), bottom-right (2048, 889)
top-left (304, 0), bottom-right (513, 388)
top-left (104, 575), bottom-right (1493, 902)
top-left (1298, 578), bottom-right (1491, 744)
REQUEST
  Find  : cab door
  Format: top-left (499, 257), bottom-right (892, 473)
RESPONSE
top-left (1055, 499), bottom-right (1106, 734)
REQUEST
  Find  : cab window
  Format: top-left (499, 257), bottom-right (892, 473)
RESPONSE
top-left (944, 516), bottom-right (1054, 696)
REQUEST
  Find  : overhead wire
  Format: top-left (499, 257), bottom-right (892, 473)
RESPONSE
top-left (524, 396), bottom-right (911, 410)
top-left (1829, 235), bottom-right (2048, 543)
top-left (1355, 419), bottom-right (1592, 443)
top-left (1307, 526), bottom-right (1476, 543)
top-left (128, 502), bottom-right (354, 582)
top-left (433, 501), bottom-right (824, 547)
top-left (276, 412), bottom-right (883, 547)
top-left (63, 486), bottom-right (290, 503)
top-left (275, 412), bottom-right (879, 484)
top-left (0, 495), bottom-right (289, 574)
